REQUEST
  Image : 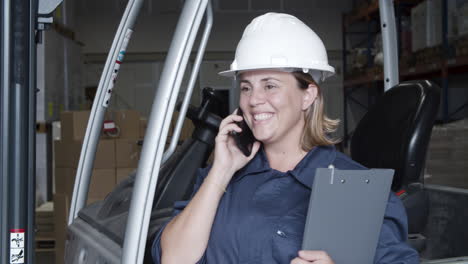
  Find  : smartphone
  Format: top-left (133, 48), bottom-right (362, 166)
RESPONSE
top-left (231, 108), bottom-right (256, 156)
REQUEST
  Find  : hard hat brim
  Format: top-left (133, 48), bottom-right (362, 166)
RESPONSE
top-left (218, 65), bottom-right (335, 81)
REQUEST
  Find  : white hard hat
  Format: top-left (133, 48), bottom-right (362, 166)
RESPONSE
top-left (219, 13), bottom-right (335, 83)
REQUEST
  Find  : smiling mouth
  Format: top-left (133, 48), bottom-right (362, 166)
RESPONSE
top-left (253, 113), bottom-right (273, 121)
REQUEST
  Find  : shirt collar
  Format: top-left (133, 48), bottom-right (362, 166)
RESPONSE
top-left (290, 145), bottom-right (337, 188)
top-left (233, 145), bottom-right (337, 189)
top-left (234, 147), bottom-right (271, 180)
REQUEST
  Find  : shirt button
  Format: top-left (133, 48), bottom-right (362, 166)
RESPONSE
top-left (276, 230), bottom-right (287, 238)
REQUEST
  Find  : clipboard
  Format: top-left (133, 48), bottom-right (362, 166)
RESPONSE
top-left (302, 168), bottom-right (394, 264)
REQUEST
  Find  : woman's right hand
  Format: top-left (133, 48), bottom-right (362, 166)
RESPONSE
top-left (211, 111), bottom-right (261, 184)
top-left (290, 250), bottom-right (335, 264)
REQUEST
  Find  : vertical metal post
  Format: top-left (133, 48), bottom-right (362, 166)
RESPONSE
top-left (341, 14), bottom-right (349, 148)
top-left (62, 0), bottom-right (70, 110)
top-left (395, 3), bottom-right (402, 58)
top-left (27, 0), bottom-right (38, 263)
top-left (162, 1), bottom-right (213, 163)
top-left (11, 0), bottom-right (32, 261)
top-left (68, 0), bottom-right (146, 222)
top-left (1, 0), bottom-right (12, 262)
top-left (0, 0), bottom-right (37, 263)
top-left (121, 0), bottom-right (209, 263)
top-left (441, 0), bottom-right (449, 122)
top-left (379, 0), bottom-right (399, 91)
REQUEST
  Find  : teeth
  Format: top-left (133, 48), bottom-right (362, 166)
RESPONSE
top-left (254, 113), bottom-right (273, 121)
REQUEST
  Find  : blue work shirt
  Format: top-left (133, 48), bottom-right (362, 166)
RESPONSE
top-left (152, 145), bottom-right (419, 263)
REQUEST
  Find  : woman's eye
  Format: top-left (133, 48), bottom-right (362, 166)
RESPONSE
top-left (240, 86), bottom-right (251, 92)
top-left (265, 84), bottom-right (276, 90)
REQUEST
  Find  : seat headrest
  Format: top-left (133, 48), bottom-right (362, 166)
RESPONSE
top-left (351, 80), bottom-right (440, 191)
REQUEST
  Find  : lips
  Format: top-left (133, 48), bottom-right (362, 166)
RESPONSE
top-left (253, 113), bottom-right (273, 121)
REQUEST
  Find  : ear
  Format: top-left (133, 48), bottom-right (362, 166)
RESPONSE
top-left (301, 83), bottom-right (318, 110)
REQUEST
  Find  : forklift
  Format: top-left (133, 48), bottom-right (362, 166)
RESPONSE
top-left (1, 0), bottom-right (468, 263)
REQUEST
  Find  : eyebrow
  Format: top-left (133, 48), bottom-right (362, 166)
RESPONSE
top-left (239, 77), bottom-right (282, 84)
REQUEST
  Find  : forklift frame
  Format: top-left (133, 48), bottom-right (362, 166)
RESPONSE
top-left (6, 0), bottom-right (467, 263)
top-left (66, 0), bottom-right (213, 262)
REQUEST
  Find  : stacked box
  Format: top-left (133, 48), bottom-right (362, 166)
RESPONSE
top-left (139, 117), bottom-right (147, 138)
top-left (457, 1), bottom-right (468, 37)
top-left (116, 168), bottom-right (136, 184)
top-left (168, 111), bottom-right (195, 144)
top-left (54, 109), bottom-right (142, 264)
top-left (54, 109), bottom-right (194, 263)
top-left (53, 194), bottom-right (68, 264)
top-left (425, 119), bottom-right (468, 189)
top-left (139, 111), bottom-right (194, 150)
top-left (105, 110), bottom-right (141, 139)
top-left (54, 110), bottom-right (143, 192)
top-left (59, 111), bottom-right (90, 141)
top-left (54, 140), bottom-right (116, 169)
top-left (35, 202), bottom-right (54, 239)
top-left (411, 0), bottom-right (438, 52)
top-left (411, 0), bottom-right (456, 52)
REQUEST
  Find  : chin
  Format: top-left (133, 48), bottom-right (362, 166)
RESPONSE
top-left (253, 132), bottom-right (274, 144)
top-left (252, 122), bottom-right (277, 140)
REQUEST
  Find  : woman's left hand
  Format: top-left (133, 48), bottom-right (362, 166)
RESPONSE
top-left (290, 250), bottom-right (335, 264)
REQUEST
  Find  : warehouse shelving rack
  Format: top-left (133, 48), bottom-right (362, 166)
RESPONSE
top-left (342, 0), bottom-right (468, 147)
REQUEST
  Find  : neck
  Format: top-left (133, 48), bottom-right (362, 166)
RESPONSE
top-left (264, 142), bottom-right (306, 172)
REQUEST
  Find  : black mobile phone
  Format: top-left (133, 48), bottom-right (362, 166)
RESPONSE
top-left (232, 108), bottom-right (256, 156)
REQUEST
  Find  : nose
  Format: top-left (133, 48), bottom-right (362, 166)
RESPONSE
top-left (248, 87), bottom-right (266, 106)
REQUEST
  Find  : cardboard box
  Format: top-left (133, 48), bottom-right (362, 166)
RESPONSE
top-left (411, 0), bottom-right (443, 51)
top-left (92, 140), bottom-right (116, 168)
top-left (54, 140), bottom-right (78, 168)
top-left (86, 197), bottom-right (102, 206)
top-left (139, 117), bottom-right (147, 138)
top-left (169, 111), bottom-right (195, 143)
top-left (54, 139), bottom-right (115, 169)
top-left (54, 194), bottom-right (69, 264)
top-left (88, 169), bottom-right (116, 199)
top-left (411, 0), bottom-right (456, 52)
top-left (106, 110), bottom-right (141, 139)
top-left (55, 168), bottom-right (116, 199)
top-left (115, 139), bottom-right (141, 168)
top-left (425, 119), bottom-right (468, 189)
top-left (60, 111), bottom-right (90, 141)
top-left (61, 110), bottom-right (141, 142)
top-left (55, 168), bottom-right (76, 196)
top-left (36, 202), bottom-right (54, 238)
top-left (115, 110), bottom-right (140, 139)
top-left (54, 191), bottom-right (106, 264)
top-left (116, 168), bottom-right (136, 184)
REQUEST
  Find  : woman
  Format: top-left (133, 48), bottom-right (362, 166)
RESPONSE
top-left (152, 13), bottom-right (419, 264)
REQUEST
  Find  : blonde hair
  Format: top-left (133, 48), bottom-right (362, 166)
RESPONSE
top-left (292, 71), bottom-right (340, 151)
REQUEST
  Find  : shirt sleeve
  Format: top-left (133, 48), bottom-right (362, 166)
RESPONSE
top-left (151, 166), bottom-right (211, 264)
top-left (373, 192), bottom-right (420, 264)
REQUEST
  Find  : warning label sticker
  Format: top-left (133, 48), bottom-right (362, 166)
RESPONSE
top-left (10, 229), bottom-right (25, 264)
top-left (10, 233), bottom-right (24, 248)
top-left (10, 248), bottom-right (24, 263)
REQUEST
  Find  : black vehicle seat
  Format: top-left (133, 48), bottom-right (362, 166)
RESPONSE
top-left (350, 80), bottom-right (441, 252)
